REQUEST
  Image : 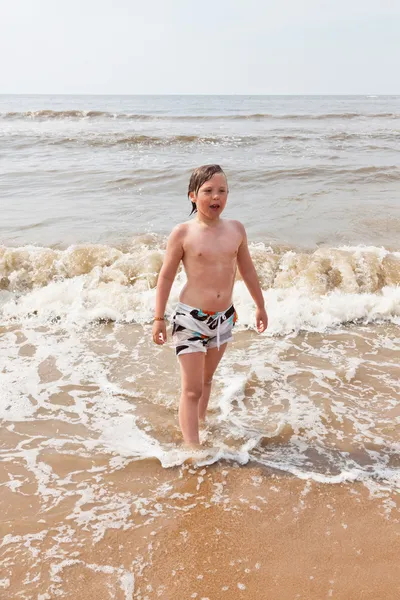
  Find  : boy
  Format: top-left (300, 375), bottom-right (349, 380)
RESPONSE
top-left (152, 165), bottom-right (268, 448)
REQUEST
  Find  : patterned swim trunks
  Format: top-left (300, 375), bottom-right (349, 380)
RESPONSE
top-left (171, 302), bottom-right (238, 356)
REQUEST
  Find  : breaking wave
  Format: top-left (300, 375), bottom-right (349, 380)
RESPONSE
top-left (1, 241), bottom-right (399, 333)
top-left (2, 109), bottom-right (400, 121)
top-left (10, 133), bottom-right (261, 149)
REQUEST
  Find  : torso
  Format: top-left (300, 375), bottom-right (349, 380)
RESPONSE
top-left (179, 219), bottom-right (243, 311)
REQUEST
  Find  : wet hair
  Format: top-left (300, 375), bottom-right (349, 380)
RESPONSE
top-left (187, 164), bottom-right (227, 215)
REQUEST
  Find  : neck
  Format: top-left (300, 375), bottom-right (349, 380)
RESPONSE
top-left (195, 213), bottom-right (221, 227)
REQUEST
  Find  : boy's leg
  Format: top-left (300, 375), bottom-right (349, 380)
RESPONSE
top-left (199, 343), bottom-right (227, 422)
top-left (178, 351), bottom-right (205, 446)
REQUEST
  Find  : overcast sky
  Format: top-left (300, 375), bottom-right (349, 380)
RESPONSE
top-left (1, 0), bottom-right (400, 94)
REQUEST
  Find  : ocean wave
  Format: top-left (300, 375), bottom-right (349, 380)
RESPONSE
top-left (1, 242), bottom-right (398, 293)
top-left (60, 133), bottom-right (259, 148)
top-left (5, 129), bottom-right (400, 154)
top-left (6, 131), bottom-right (262, 150)
top-left (328, 131), bottom-right (400, 142)
top-left (279, 112), bottom-right (400, 120)
top-left (3, 109), bottom-right (113, 119)
top-left (1, 242), bottom-right (399, 332)
top-left (2, 109), bottom-right (400, 121)
top-left (238, 165), bottom-right (400, 184)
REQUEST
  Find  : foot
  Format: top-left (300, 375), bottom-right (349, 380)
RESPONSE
top-left (183, 440), bottom-right (202, 451)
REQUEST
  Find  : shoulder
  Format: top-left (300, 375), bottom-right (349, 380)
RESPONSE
top-left (225, 219), bottom-right (246, 239)
top-left (229, 219), bottom-right (245, 231)
top-left (169, 222), bottom-right (189, 241)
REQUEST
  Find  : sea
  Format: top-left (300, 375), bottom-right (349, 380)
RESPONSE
top-left (1, 95), bottom-right (399, 599)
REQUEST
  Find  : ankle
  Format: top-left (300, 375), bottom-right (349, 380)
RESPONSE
top-left (183, 440), bottom-right (201, 450)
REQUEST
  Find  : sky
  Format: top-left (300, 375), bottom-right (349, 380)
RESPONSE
top-left (1, 0), bottom-right (400, 94)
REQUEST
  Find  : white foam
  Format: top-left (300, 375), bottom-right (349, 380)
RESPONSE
top-left (1, 275), bottom-right (399, 335)
top-left (1, 242), bottom-right (399, 334)
top-left (236, 283), bottom-right (400, 334)
top-left (1, 244), bottom-right (399, 504)
top-left (1, 317), bottom-right (398, 494)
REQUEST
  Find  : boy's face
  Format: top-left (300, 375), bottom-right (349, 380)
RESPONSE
top-left (190, 173), bottom-right (228, 220)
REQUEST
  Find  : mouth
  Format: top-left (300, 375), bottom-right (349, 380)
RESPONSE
top-left (210, 204), bottom-right (220, 210)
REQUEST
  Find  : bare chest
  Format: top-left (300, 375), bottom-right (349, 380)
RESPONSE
top-left (184, 235), bottom-right (239, 263)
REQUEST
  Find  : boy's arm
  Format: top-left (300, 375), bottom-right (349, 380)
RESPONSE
top-left (236, 223), bottom-right (268, 333)
top-left (154, 224), bottom-right (185, 319)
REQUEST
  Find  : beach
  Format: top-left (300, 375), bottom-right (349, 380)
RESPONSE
top-left (1, 95), bottom-right (399, 598)
top-left (2, 456), bottom-right (399, 599)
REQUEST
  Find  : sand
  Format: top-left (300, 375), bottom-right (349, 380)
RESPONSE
top-left (1, 456), bottom-right (399, 600)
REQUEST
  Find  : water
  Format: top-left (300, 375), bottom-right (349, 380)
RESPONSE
top-left (1, 95), bottom-right (399, 598)
top-left (1, 94), bottom-right (400, 247)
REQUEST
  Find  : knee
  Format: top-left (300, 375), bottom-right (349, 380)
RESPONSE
top-left (182, 387), bottom-right (203, 402)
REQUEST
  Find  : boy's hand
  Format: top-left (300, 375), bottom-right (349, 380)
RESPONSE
top-left (152, 320), bottom-right (167, 345)
top-left (256, 307), bottom-right (268, 333)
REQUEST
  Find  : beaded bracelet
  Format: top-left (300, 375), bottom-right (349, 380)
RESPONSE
top-left (154, 316), bottom-right (165, 321)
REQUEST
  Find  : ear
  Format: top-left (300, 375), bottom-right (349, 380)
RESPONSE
top-left (189, 191), bottom-right (196, 202)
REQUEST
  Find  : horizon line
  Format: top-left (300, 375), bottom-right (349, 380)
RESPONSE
top-left (1, 93), bottom-right (397, 97)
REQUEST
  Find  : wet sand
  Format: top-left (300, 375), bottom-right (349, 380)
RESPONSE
top-left (1, 455), bottom-right (399, 599)
top-left (1, 319), bottom-right (399, 598)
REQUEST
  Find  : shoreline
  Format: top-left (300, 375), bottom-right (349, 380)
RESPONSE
top-left (1, 458), bottom-right (399, 599)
